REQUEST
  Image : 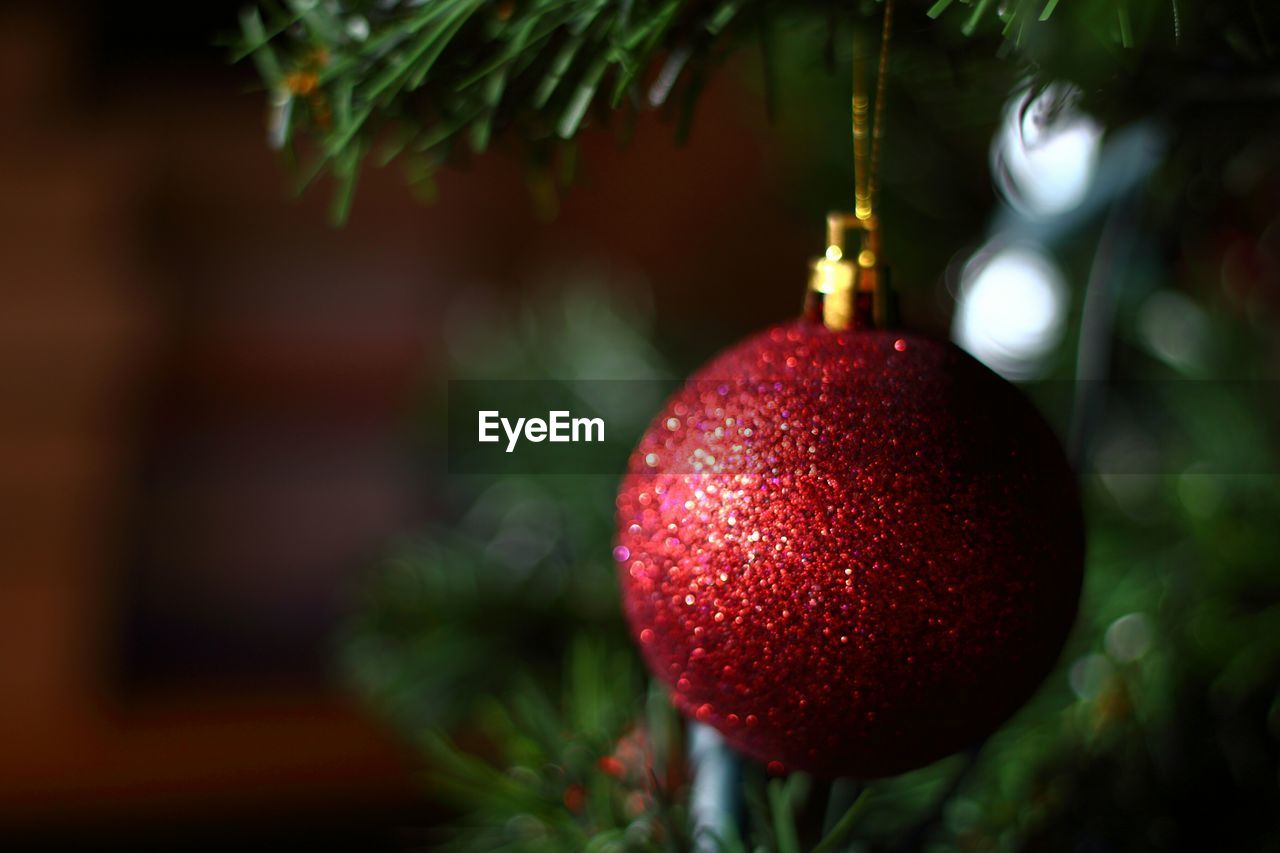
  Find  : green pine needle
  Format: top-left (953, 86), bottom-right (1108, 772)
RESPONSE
top-left (1118, 4), bottom-right (1134, 46)
top-left (811, 787), bottom-right (871, 853)
top-left (926, 0), bottom-right (956, 20)
top-left (767, 776), bottom-right (804, 853)
top-left (558, 57), bottom-right (607, 139)
top-left (963, 0), bottom-right (996, 36)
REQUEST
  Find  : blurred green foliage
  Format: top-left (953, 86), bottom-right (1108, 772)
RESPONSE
top-left (340, 261), bottom-right (1280, 849)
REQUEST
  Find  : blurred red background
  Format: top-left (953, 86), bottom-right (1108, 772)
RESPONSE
top-left (0, 1), bottom-right (818, 844)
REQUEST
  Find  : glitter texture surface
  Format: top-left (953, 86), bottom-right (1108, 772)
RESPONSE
top-left (615, 321), bottom-right (1083, 778)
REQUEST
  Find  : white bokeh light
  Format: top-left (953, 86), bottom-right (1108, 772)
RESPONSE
top-left (954, 244), bottom-right (1068, 380)
top-left (992, 83), bottom-right (1103, 218)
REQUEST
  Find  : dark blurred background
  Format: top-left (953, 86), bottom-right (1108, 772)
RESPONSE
top-left (0, 0), bottom-right (834, 845)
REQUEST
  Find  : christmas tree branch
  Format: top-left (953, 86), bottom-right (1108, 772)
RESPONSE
top-left (236, 0), bottom-right (1279, 221)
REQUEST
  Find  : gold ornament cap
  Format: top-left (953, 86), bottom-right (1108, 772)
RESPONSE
top-left (805, 212), bottom-right (892, 330)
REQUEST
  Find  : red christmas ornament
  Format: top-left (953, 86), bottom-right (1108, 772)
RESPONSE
top-left (614, 320), bottom-right (1083, 778)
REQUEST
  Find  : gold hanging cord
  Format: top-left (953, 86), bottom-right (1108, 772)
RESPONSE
top-left (855, 0), bottom-right (893, 224)
top-left (808, 0), bottom-right (895, 330)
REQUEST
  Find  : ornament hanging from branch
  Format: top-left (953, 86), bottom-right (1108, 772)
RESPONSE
top-left (615, 2), bottom-right (1084, 777)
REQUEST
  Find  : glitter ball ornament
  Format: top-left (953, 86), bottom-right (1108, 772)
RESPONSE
top-left (615, 320), bottom-right (1083, 778)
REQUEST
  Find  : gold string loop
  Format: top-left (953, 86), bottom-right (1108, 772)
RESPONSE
top-left (807, 0), bottom-right (895, 331)
top-left (855, 0), bottom-right (893, 223)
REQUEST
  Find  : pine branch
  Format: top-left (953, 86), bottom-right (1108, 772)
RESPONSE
top-left (236, 0), bottom-right (1280, 221)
